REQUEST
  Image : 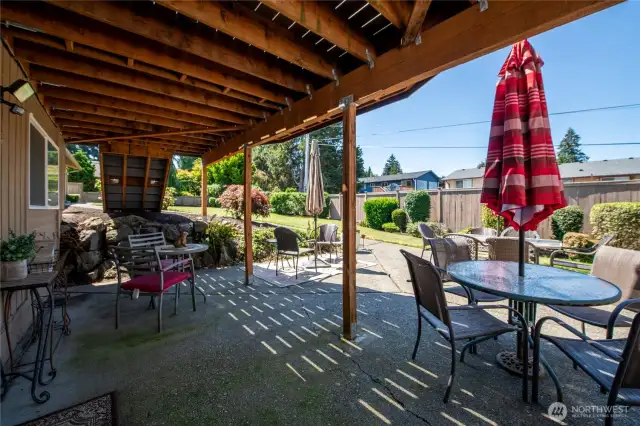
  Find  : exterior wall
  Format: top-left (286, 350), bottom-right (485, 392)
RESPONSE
top-left (443, 177), bottom-right (483, 189)
top-left (1, 43), bottom-right (65, 365)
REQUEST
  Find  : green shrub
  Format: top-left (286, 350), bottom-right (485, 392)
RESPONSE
top-left (218, 185), bottom-right (270, 219)
top-left (66, 194), bottom-right (80, 203)
top-left (404, 191), bottom-right (431, 222)
top-left (458, 226), bottom-right (473, 234)
top-left (363, 198), bottom-right (398, 230)
top-left (206, 221), bottom-right (240, 266)
top-left (481, 204), bottom-right (505, 231)
top-left (590, 202), bottom-right (640, 250)
top-left (207, 183), bottom-right (226, 199)
top-left (285, 187), bottom-right (298, 193)
top-left (406, 221), bottom-right (451, 238)
top-left (563, 232), bottom-right (594, 262)
top-left (179, 191), bottom-right (195, 197)
top-left (208, 197), bottom-right (220, 208)
top-left (252, 228), bottom-right (275, 262)
top-left (270, 191), bottom-right (307, 216)
top-left (162, 187), bottom-right (177, 210)
top-left (359, 218), bottom-right (369, 228)
top-left (391, 209), bottom-right (408, 232)
top-left (0, 230), bottom-right (37, 261)
top-left (551, 206), bottom-right (583, 241)
top-left (382, 222), bottom-right (400, 233)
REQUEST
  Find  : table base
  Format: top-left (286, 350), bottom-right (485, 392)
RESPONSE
top-left (496, 351), bottom-right (544, 378)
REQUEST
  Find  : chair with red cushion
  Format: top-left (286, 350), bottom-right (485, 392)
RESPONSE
top-left (111, 246), bottom-right (195, 332)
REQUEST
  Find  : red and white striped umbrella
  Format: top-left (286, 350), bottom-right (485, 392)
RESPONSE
top-left (481, 40), bottom-right (566, 231)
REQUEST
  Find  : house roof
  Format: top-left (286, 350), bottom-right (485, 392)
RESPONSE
top-left (444, 157), bottom-right (640, 181)
top-left (358, 170), bottom-right (435, 184)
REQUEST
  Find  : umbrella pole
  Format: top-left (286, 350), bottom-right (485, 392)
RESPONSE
top-left (518, 228), bottom-right (525, 277)
top-left (314, 215), bottom-right (318, 271)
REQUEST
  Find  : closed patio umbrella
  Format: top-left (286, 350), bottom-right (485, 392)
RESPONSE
top-left (481, 40), bottom-right (566, 277)
top-left (306, 139), bottom-right (325, 268)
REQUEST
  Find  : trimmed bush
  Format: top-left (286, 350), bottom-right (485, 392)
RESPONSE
top-left (481, 204), bottom-right (505, 231)
top-left (218, 185), bottom-right (270, 219)
top-left (208, 197), bottom-right (220, 207)
top-left (563, 232), bottom-right (594, 262)
top-left (66, 194), bottom-right (80, 203)
top-left (590, 202), bottom-right (640, 250)
top-left (359, 218), bottom-right (369, 228)
top-left (406, 221), bottom-right (451, 238)
top-left (392, 209), bottom-right (408, 232)
top-left (270, 191), bottom-right (307, 216)
top-left (252, 228), bottom-right (275, 262)
top-left (363, 198), bottom-right (399, 230)
top-left (382, 222), bottom-right (400, 233)
top-left (551, 206), bottom-right (583, 241)
top-left (162, 187), bottom-right (176, 210)
top-left (207, 183), bottom-right (226, 199)
top-left (404, 191), bottom-right (431, 222)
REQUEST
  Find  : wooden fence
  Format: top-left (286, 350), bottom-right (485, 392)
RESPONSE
top-left (328, 181), bottom-right (640, 238)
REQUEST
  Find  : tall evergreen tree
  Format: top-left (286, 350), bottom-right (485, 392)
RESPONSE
top-left (477, 160), bottom-right (486, 168)
top-left (365, 167), bottom-right (375, 177)
top-left (557, 128), bottom-right (589, 164)
top-left (382, 154), bottom-right (402, 175)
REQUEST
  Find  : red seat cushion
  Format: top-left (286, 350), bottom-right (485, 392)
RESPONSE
top-left (122, 272), bottom-right (191, 293)
top-left (160, 259), bottom-right (175, 268)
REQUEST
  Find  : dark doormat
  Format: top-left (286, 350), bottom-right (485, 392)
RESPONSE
top-left (19, 392), bottom-right (119, 426)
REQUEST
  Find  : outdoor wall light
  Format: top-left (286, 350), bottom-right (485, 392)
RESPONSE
top-left (1, 79), bottom-right (35, 116)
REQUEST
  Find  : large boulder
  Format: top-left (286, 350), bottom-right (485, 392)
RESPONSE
top-left (79, 229), bottom-right (102, 251)
top-left (77, 251), bottom-right (102, 272)
top-left (193, 220), bottom-right (208, 234)
top-left (80, 217), bottom-right (107, 233)
top-left (162, 224), bottom-right (180, 242)
top-left (106, 224), bottom-right (133, 245)
top-left (178, 222), bottom-right (194, 235)
top-left (111, 215), bottom-right (149, 232)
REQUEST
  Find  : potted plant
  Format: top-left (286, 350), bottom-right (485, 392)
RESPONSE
top-left (1, 230), bottom-right (36, 281)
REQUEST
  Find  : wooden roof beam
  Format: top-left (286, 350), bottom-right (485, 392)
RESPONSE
top-left (402, 1), bottom-right (432, 46)
top-left (263, 0), bottom-right (377, 63)
top-left (367, 1), bottom-right (413, 29)
top-left (43, 0), bottom-right (310, 92)
top-left (204, 0), bottom-right (619, 164)
top-left (13, 40), bottom-right (263, 121)
top-left (70, 127), bottom-right (236, 145)
top-left (0, 2), bottom-right (289, 104)
top-left (159, 1), bottom-right (337, 78)
top-left (30, 67), bottom-right (246, 126)
top-left (38, 86), bottom-right (222, 128)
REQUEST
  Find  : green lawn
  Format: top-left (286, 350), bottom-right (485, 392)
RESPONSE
top-left (168, 206), bottom-right (423, 248)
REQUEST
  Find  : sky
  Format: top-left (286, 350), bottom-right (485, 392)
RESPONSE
top-left (355, 1), bottom-right (640, 178)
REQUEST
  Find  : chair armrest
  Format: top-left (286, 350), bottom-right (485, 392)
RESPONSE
top-left (534, 316), bottom-right (623, 361)
top-left (449, 304), bottom-right (528, 329)
top-left (444, 233), bottom-right (487, 246)
top-left (162, 258), bottom-right (193, 272)
top-left (606, 298), bottom-right (640, 339)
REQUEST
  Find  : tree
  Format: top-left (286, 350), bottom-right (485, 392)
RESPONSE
top-left (68, 143), bottom-right (99, 160)
top-left (253, 139), bottom-right (303, 191)
top-left (175, 158), bottom-right (202, 195)
top-left (557, 128), bottom-right (589, 164)
top-left (209, 153), bottom-right (248, 186)
top-left (365, 167), bottom-right (374, 177)
top-left (382, 154), bottom-right (402, 175)
top-left (477, 160), bottom-right (486, 168)
top-left (176, 155), bottom-right (197, 170)
top-left (67, 150), bottom-right (97, 192)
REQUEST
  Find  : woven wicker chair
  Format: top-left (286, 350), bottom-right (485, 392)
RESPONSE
top-left (548, 246), bottom-right (640, 336)
top-left (500, 227), bottom-right (540, 239)
top-left (429, 238), bottom-right (505, 303)
top-left (470, 227), bottom-right (498, 237)
top-left (401, 250), bottom-right (528, 403)
top-left (533, 311), bottom-right (640, 425)
top-left (486, 237), bottom-right (534, 263)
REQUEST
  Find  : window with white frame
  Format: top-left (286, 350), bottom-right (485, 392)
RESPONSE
top-left (29, 116), bottom-right (58, 208)
top-left (455, 179), bottom-right (473, 189)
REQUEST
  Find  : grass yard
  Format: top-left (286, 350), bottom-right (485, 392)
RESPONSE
top-left (168, 206), bottom-right (423, 248)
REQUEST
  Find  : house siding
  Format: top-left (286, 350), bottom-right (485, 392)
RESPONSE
top-left (1, 43), bottom-right (64, 365)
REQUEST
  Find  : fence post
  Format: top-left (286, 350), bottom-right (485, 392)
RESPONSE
top-left (439, 189), bottom-right (444, 223)
top-left (396, 190), bottom-right (401, 207)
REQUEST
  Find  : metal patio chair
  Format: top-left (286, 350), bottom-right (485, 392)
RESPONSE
top-left (429, 238), bottom-right (505, 303)
top-left (548, 246), bottom-right (640, 336)
top-left (274, 227), bottom-right (315, 279)
top-left (417, 223), bottom-right (435, 259)
top-left (312, 224), bottom-right (341, 263)
top-left (486, 237), bottom-right (535, 263)
top-left (550, 234), bottom-right (616, 271)
top-left (533, 311), bottom-right (640, 425)
top-left (111, 246), bottom-right (195, 333)
top-left (500, 227), bottom-right (540, 239)
top-left (401, 250), bottom-right (528, 403)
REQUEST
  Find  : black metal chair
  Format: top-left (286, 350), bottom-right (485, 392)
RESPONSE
top-left (274, 227), bottom-right (315, 279)
top-left (533, 311), bottom-right (640, 425)
top-left (400, 250), bottom-right (528, 403)
top-left (548, 246), bottom-right (640, 336)
top-left (312, 224), bottom-right (341, 263)
top-left (429, 238), bottom-right (506, 303)
top-left (417, 223), bottom-right (435, 259)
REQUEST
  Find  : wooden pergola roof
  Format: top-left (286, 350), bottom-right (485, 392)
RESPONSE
top-left (0, 0), bottom-right (619, 160)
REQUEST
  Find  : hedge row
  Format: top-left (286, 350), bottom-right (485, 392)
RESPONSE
top-left (363, 198), bottom-right (399, 230)
top-left (590, 202), bottom-right (640, 250)
top-left (269, 191), bottom-right (331, 218)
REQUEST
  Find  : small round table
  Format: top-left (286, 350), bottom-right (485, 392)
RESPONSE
top-left (447, 261), bottom-right (621, 375)
top-left (156, 244), bottom-right (209, 303)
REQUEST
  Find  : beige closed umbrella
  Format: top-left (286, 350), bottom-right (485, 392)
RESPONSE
top-left (306, 140), bottom-right (325, 270)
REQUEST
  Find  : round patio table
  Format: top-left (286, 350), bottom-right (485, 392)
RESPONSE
top-left (156, 244), bottom-right (209, 303)
top-left (447, 261), bottom-right (621, 375)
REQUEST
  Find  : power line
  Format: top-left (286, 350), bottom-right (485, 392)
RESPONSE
top-left (318, 141), bottom-right (640, 149)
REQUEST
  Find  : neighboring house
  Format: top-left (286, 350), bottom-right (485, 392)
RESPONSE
top-left (358, 170), bottom-right (440, 193)
top-left (443, 157), bottom-right (640, 188)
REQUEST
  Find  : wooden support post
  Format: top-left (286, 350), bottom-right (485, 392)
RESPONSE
top-left (201, 158), bottom-right (208, 217)
top-left (243, 143), bottom-right (253, 285)
top-left (342, 101), bottom-right (357, 340)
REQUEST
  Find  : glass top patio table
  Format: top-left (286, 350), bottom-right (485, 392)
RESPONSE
top-left (447, 261), bottom-right (621, 306)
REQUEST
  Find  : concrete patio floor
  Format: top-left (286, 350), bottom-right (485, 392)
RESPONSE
top-left (2, 241), bottom-right (638, 425)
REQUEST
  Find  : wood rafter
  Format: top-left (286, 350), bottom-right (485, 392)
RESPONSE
top-left (204, 0), bottom-right (620, 164)
top-left (38, 86), bottom-right (223, 128)
top-left (44, 0), bottom-right (310, 92)
top-left (263, 0), bottom-right (376, 63)
top-left (29, 67), bottom-right (248, 126)
top-left (368, 1), bottom-right (413, 29)
top-left (13, 40), bottom-right (264, 121)
top-left (0, 1), bottom-right (289, 104)
top-left (159, 0), bottom-right (336, 78)
top-left (402, 1), bottom-right (432, 46)
top-left (70, 127), bottom-right (236, 145)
